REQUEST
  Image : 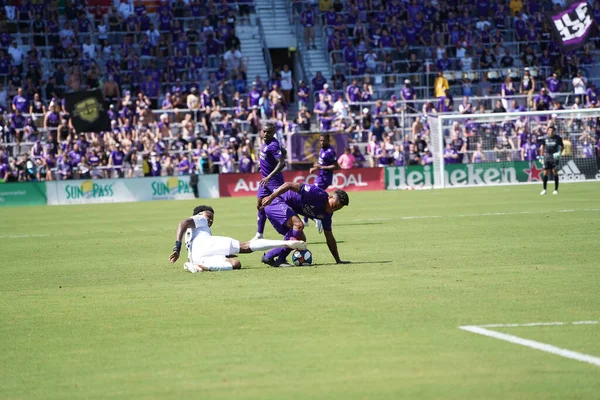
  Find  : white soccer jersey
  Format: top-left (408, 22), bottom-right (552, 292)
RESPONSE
top-left (187, 215), bottom-right (240, 265)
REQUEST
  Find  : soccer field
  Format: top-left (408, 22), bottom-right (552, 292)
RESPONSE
top-left (1, 182), bottom-right (599, 399)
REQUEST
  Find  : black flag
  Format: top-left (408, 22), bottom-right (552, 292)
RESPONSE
top-left (548, 0), bottom-right (596, 52)
top-left (64, 89), bottom-right (111, 133)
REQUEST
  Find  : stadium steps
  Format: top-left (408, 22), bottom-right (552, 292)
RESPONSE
top-left (297, 22), bottom-right (331, 82)
top-left (236, 24), bottom-right (269, 83)
top-left (254, 0), bottom-right (297, 48)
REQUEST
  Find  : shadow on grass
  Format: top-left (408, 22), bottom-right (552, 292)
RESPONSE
top-left (335, 222), bottom-right (384, 227)
top-left (310, 260), bottom-right (392, 267)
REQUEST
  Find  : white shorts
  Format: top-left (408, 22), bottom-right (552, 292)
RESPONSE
top-left (189, 235), bottom-right (240, 265)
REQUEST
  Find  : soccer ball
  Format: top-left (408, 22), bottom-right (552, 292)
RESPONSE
top-left (291, 249), bottom-right (313, 266)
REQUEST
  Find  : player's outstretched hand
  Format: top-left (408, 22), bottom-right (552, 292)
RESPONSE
top-left (336, 260), bottom-right (350, 264)
top-left (169, 251), bottom-right (180, 264)
top-left (261, 195), bottom-right (274, 208)
top-left (259, 177), bottom-right (270, 187)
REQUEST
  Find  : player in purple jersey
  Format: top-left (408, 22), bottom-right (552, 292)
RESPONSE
top-left (169, 205), bottom-right (306, 273)
top-left (260, 182), bottom-right (350, 266)
top-left (252, 122), bottom-right (287, 241)
top-left (306, 134), bottom-right (340, 233)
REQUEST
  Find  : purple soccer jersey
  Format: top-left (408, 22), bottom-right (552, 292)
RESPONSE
top-left (316, 145), bottom-right (337, 189)
top-left (266, 183), bottom-right (333, 235)
top-left (524, 143), bottom-right (538, 161)
top-left (258, 138), bottom-right (285, 197)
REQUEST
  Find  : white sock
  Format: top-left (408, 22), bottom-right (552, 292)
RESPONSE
top-left (206, 264), bottom-right (233, 271)
top-left (250, 239), bottom-right (294, 252)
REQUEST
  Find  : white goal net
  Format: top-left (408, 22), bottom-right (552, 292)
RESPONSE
top-left (428, 108), bottom-right (600, 188)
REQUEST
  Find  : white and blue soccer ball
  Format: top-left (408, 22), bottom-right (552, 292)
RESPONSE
top-left (292, 249), bottom-right (313, 266)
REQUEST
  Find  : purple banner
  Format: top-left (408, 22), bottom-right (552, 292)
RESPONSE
top-left (291, 133), bottom-right (350, 162)
top-left (549, 0), bottom-right (596, 52)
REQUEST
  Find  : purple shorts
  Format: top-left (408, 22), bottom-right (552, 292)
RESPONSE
top-left (264, 197), bottom-right (296, 235)
top-left (256, 178), bottom-right (284, 198)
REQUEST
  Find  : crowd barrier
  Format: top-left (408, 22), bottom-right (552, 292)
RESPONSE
top-left (1, 163), bottom-right (598, 207)
top-left (0, 182), bottom-right (47, 206)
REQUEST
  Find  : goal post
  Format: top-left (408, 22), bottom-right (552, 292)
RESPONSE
top-left (427, 108), bottom-right (600, 189)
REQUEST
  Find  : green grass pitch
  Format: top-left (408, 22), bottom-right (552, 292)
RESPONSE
top-left (1, 182), bottom-right (599, 399)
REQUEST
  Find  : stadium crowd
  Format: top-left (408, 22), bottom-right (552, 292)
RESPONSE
top-left (1, 0), bottom-right (600, 182)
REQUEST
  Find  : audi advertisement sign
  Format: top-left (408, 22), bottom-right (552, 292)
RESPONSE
top-left (218, 168), bottom-right (385, 197)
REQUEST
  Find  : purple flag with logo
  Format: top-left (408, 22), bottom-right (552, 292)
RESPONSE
top-left (548, 0), bottom-right (596, 52)
top-left (291, 133), bottom-right (349, 162)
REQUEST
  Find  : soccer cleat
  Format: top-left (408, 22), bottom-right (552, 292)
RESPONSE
top-left (261, 254), bottom-right (277, 267)
top-left (540, 190), bottom-right (546, 195)
top-left (553, 190), bottom-right (558, 195)
top-left (302, 218), bottom-right (310, 227)
top-left (250, 232), bottom-right (264, 241)
top-left (184, 262), bottom-right (202, 273)
top-left (287, 240), bottom-right (307, 251)
top-left (315, 219), bottom-right (323, 234)
top-left (261, 254), bottom-right (293, 267)
top-left (275, 261), bottom-right (293, 267)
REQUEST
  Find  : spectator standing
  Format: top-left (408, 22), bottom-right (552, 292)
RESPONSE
top-left (301, 5), bottom-right (316, 49)
top-left (572, 70), bottom-right (587, 103)
top-left (433, 71), bottom-right (449, 98)
top-left (280, 64), bottom-right (294, 105)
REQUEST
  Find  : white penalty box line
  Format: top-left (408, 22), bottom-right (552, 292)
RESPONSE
top-left (459, 320), bottom-right (600, 367)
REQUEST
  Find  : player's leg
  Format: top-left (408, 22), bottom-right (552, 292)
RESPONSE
top-left (541, 169), bottom-right (548, 195)
top-left (313, 181), bottom-right (330, 234)
top-left (263, 215), bottom-right (306, 266)
top-left (254, 195), bottom-right (266, 240)
top-left (184, 255), bottom-right (241, 273)
top-left (553, 167), bottom-right (559, 194)
top-left (262, 200), bottom-right (306, 266)
top-left (239, 238), bottom-right (306, 253)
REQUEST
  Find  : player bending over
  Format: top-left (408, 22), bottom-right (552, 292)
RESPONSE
top-left (540, 126), bottom-right (563, 195)
top-left (261, 182), bottom-right (350, 267)
top-left (252, 122), bottom-right (287, 241)
top-left (169, 205), bottom-right (306, 273)
top-left (305, 133), bottom-right (340, 234)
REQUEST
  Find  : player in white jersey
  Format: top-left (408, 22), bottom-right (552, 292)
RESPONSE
top-left (169, 205), bottom-right (306, 272)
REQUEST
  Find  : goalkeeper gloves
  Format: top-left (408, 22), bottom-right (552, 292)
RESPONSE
top-left (553, 152), bottom-right (561, 160)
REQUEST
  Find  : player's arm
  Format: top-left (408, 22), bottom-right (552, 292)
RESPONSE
top-left (168, 217), bottom-right (195, 264)
top-left (555, 137), bottom-right (564, 157)
top-left (261, 181), bottom-right (301, 207)
top-left (324, 229), bottom-right (348, 264)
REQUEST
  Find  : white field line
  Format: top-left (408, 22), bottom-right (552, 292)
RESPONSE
top-left (477, 321), bottom-right (600, 328)
top-left (459, 323), bottom-right (600, 368)
top-left (363, 208), bottom-right (600, 222)
top-left (2, 208), bottom-right (600, 239)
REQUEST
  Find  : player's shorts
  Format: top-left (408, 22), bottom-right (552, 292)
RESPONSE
top-left (314, 178), bottom-right (332, 190)
top-left (256, 177), bottom-right (284, 198)
top-left (190, 235), bottom-right (240, 264)
top-left (544, 157), bottom-right (559, 170)
top-left (264, 197), bottom-right (297, 235)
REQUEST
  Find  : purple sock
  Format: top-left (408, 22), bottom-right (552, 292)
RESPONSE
top-left (290, 230), bottom-right (301, 239)
top-left (275, 231), bottom-right (295, 262)
top-left (266, 231), bottom-right (295, 260)
top-left (257, 209), bottom-right (266, 234)
top-left (265, 247), bottom-right (285, 259)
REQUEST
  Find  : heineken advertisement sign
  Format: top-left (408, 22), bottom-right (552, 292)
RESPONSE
top-left (0, 182), bottom-right (47, 207)
top-left (386, 158), bottom-right (600, 189)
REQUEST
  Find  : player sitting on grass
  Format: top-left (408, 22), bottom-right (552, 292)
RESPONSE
top-left (539, 126), bottom-right (563, 195)
top-left (251, 122), bottom-right (287, 241)
top-left (169, 205), bottom-right (307, 273)
top-left (260, 182), bottom-right (350, 267)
